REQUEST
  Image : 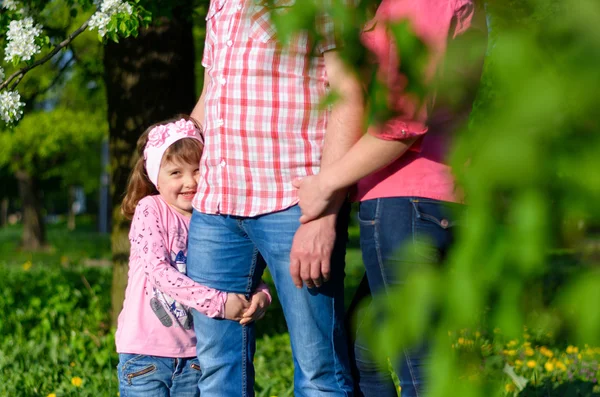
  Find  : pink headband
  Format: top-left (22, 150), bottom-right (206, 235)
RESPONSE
top-left (144, 118), bottom-right (203, 187)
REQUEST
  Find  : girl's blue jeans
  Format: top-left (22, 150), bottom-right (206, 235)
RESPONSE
top-left (117, 354), bottom-right (201, 397)
top-left (354, 197), bottom-right (463, 397)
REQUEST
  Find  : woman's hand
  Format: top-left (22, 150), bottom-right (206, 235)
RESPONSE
top-left (292, 174), bottom-right (335, 223)
top-left (239, 291), bottom-right (270, 325)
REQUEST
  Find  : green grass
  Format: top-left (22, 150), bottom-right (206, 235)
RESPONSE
top-left (0, 216), bottom-right (111, 268)
top-left (0, 220), bottom-right (366, 396)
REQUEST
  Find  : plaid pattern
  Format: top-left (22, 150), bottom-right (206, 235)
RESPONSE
top-left (193, 0), bottom-right (338, 217)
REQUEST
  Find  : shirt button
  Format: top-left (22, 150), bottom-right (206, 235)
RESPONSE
top-left (220, 159), bottom-right (226, 167)
top-left (219, 77), bottom-right (227, 85)
top-left (226, 39), bottom-right (233, 47)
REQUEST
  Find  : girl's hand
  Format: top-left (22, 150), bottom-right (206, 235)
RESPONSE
top-left (292, 174), bottom-right (334, 223)
top-left (239, 291), bottom-right (270, 325)
top-left (224, 293), bottom-right (250, 321)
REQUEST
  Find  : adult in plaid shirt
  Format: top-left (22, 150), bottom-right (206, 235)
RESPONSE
top-left (186, 1), bottom-right (364, 396)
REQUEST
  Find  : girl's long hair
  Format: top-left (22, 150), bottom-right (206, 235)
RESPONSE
top-left (121, 115), bottom-right (203, 219)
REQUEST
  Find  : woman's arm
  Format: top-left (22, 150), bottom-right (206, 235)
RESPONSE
top-left (293, 131), bottom-right (417, 223)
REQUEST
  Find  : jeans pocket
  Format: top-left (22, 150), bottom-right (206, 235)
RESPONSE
top-left (120, 355), bottom-right (158, 386)
top-left (410, 198), bottom-right (463, 264)
top-left (410, 198), bottom-right (460, 230)
top-left (357, 199), bottom-right (379, 226)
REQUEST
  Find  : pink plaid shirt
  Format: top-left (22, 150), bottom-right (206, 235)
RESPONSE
top-left (193, 0), bottom-right (337, 217)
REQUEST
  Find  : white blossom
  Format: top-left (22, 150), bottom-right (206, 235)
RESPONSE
top-left (88, 0), bottom-right (133, 37)
top-left (4, 17), bottom-right (43, 62)
top-left (0, 90), bottom-right (25, 124)
top-left (1, 0), bottom-right (19, 11)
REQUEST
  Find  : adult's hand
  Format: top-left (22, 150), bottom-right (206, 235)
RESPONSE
top-left (289, 214), bottom-right (336, 289)
top-left (292, 174), bottom-right (335, 224)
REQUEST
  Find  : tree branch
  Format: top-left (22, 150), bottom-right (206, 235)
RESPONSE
top-left (25, 51), bottom-right (76, 104)
top-left (0, 19), bottom-right (90, 92)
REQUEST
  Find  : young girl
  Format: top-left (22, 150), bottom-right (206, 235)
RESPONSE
top-left (116, 117), bottom-right (271, 396)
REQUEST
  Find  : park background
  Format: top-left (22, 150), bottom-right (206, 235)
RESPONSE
top-left (0, 0), bottom-right (599, 396)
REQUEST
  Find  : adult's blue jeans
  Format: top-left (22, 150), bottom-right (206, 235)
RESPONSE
top-left (186, 204), bottom-right (353, 396)
top-left (354, 197), bottom-right (463, 397)
top-left (117, 354), bottom-right (201, 397)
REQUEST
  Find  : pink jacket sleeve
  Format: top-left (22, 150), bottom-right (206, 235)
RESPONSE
top-left (131, 201), bottom-right (227, 318)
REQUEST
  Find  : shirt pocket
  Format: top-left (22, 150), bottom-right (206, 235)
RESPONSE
top-left (248, 1), bottom-right (296, 43)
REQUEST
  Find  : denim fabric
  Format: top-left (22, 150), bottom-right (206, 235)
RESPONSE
top-left (187, 204), bottom-right (353, 396)
top-left (354, 197), bottom-right (463, 397)
top-left (117, 354), bottom-right (201, 397)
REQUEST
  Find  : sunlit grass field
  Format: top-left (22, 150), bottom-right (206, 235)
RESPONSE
top-left (2, 218), bottom-right (598, 396)
top-left (0, 217), bottom-right (365, 397)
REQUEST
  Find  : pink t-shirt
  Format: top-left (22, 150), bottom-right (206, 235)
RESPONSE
top-left (116, 195), bottom-right (271, 357)
top-left (356, 0), bottom-right (480, 203)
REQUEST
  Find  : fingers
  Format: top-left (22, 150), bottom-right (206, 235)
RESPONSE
top-left (300, 260), bottom-right (316, 289)
top-left (239, 301), bottom-right (266, 325)
top-left (310, 262), bottom-right (323, 288)
top-left (290, 256), bottom-right (303, 288)
top-left (320, 258), bottom-right (331, 283)
top-left (292, 178), bottom-right (303, 188)
top-left (243, 299), bottom-right (258, 318)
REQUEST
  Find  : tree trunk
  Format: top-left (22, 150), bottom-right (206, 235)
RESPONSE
top-left (67, 185), bottom-right (76, 231)
top-left (105, 7), bottom-right (197, 326)
top-left (15, 169), bottom-right (46, 249)
top-left (0, 197), bottom-right (7, 227)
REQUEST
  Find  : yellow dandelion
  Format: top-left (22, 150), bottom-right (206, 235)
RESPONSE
top-left (60, 255), bottom-right (69, 266)
top-left (515, 359), bottom-right (523, 367)
top-left (505, 383), bottom-right (517, 392)
top-left (47, 394), bottom-right (57, 397)
top-left (22, 261), bottom-right (32, 271)
top-left (458, 337), bottom-right (465, 345)
top-left (70, 362), bottom-right (75, 367)
top-left (577, 353), bottom-right (582, 360)
top-left (544, 362), bottom-right (554, 372)
top-left (71, 377), bottom-right (83, 387)
top-left (507, 340), bottom-right (518, 347)
top-left (523, 341), bottom-right (531, 347)
top-left (525, 347), bottom-right (535, 356)
top-left (475, 331), bottom-right (481, 338)
top-left (505, 349), bottom-right (517, 356)
top-left (540, 347), bottom-right (554, 358)
top-left (556, 361), bottom-right (567, 371)
top-left (527, 360), bottom-right (537, 368)
top-left (566, 345), bottom-right (579, 354)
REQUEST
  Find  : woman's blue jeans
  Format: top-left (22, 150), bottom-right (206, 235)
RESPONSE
top-left (354, 197), bottom-right (463, 397)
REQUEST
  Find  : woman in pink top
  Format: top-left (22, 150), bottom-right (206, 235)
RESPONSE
top-left (294, 1), bottom-right (486, 395)
top-left (116, 117), bottom-right (271, 397)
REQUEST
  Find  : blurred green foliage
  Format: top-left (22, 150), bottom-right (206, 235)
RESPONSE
top-left (0, 110), bottom-right (107, 193)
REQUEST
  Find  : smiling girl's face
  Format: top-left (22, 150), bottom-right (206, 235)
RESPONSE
top-left (156, 159), bottom-right (199, 217)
